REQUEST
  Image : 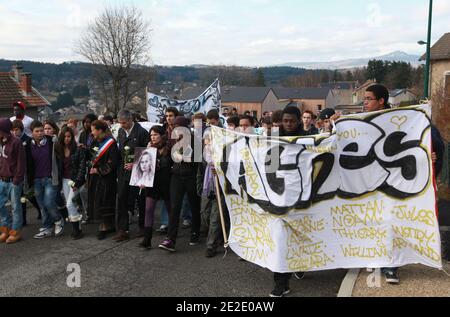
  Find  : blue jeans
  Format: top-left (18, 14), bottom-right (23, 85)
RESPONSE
top-left (160, 202), bottom-right (169, 226)
top-left (0, 181), bottom-right (23, 231)
top-left (34, 178), bottom-right (62, 230)
top-left (181, 194), bottom-right (192, 221)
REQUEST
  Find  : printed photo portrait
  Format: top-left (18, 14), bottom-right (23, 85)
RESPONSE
top-left (129, 147), bottom-right (157, 188)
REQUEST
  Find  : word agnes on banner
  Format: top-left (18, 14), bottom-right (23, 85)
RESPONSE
top-left (146, 80), bottom-right (221, 123)
top-left (218, 108), bottom-right (432, 216)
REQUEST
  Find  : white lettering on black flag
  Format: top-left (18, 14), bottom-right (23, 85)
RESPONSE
top-left (211, 104), bottom-right (442, 273)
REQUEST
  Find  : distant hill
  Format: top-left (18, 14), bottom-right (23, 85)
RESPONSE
top-left (276, 51), bottom-right (423, 70)
top-left (0, 59), bottom-right (316, 89)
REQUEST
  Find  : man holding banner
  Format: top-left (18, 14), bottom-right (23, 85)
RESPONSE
top-left (271, 106), bottom-right (306, 297)
top-left (210, 84), bottom-right (444, 297)
top-left (358, 84), bottom-right (444, 284)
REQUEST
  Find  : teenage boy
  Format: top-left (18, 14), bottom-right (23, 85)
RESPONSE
top-left (25, 121), bottom-right (64, 239)
top-left (0, 119), bottom-right (26, 244)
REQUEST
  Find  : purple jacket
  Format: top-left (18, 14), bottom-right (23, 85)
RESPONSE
top-left (0, 135), bottom-right (26, 185)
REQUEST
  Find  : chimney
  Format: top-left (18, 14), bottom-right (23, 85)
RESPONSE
top-left (20, 73), bottom-right (33, 96)
top-left (12, 64), bottom-right (23, 82)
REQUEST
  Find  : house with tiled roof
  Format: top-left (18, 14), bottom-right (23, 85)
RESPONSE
top-left (320, 81), bottom-right (357, 107)
top-left (272, 87), bottom-right (337, 114)
top-left (182, 85), bottom-right (338, 117)
top-left (0, 64), bottom-right (50, 119)
top-left (420, 32), bottom-right (450, 101)
top-left (420, 32), bottom-right (450, 142)
top-left (182, 86), bottom-right (279, 118)
top-left (388, 89), bottom-right (418, 107)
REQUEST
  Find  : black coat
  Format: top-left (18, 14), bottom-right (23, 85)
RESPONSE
top-left (79, 130), bottom-right (94, 148)
top-left (300, 125), bottom-right (319, 136)
top-left (146, 147), bottom-right (172, 201)
top-left (57, 146), bottom-right (87, 189)
top-left (432, 125), bottom-right (445, 178)
top-left (171, 134), bottom-right (200, 177)
top-left (87, 138), bottom-right (120, 222)
top-left (117, 123), bottom-right (149, 181)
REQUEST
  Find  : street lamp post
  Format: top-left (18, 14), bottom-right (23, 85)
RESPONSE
top-left (424, 0), bottom-right (433, 99)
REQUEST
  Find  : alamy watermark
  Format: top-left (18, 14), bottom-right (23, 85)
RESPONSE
top-left (67, 263), bottom-right (81, 288)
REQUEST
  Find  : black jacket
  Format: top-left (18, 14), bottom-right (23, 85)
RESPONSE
top-left (432, 125), bottom-right (445, 178)
top-left (117, 123), bottom-right (149, 179)
top-left (171, 133), bottom-right (200, 178)
top-left (79, 130), bottom-right (94, 148)
top-left (300, 125), bottom-right (319, 136)
top-left (57, 146), bottom-right (87, 189)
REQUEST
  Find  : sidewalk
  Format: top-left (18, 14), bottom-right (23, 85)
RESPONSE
top-left (352, 263), bottom-right (450, 297)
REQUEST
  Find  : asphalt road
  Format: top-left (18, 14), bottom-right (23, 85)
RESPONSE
top-left (0, 209), bottom-right (347, 297)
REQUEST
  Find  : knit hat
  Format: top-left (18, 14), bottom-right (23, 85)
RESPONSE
top-left (174, 116), bottom-right (190, 128)
top-left (13, 101), bottom-right (26, 111)
top-left (0, 118), bottom-right (12, 135)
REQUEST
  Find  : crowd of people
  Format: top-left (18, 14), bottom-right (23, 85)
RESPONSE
top-left (223, 106), bottom-right (335, 137)
top-left (0, 84), bottom-right (445, 297)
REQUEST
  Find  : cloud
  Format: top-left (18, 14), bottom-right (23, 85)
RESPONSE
top-left (0, 0), bottom-right (449, 66)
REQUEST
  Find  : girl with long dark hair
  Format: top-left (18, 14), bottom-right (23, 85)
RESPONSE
top-left (55, 126), bottom-right (87, 239)
top-left (139, 125), bottom-right (172, 249)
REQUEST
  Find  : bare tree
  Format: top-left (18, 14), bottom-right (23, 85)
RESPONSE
top-left (76, 5), bottom-right (153, 115)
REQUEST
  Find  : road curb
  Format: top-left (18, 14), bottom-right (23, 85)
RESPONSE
top-left (337, 269), bottom-right (360, 297)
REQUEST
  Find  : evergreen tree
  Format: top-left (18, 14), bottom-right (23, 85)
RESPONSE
top-left (366, 59), bottom-right (387, 82)
top-left (255, 68), bottom-right (266, 87)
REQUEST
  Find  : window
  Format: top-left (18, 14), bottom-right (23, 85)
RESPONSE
top-left (445, 72), bottom-right (450, 99)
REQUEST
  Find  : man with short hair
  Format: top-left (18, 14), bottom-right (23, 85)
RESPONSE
top-left (356, 83), bottom-right (443, 285)
top-left (11, 120), bottom-right (42, 226)
top-left (198, 110), bottom-right (223, 258)
top-left (115, 109), bottom-right (149, 242)
top-left (280, 106), bottom-right (302, 136)
top-left (226, 116), bottom-right (240, 131)
top-left (239, 115), bottom-right (255, 135)
top-left (0, 118), bottom-right (26, 244)
top-left (270, 106), bottom-right (305, 297)
top-left (300, 110), bottom-right (319, 136)
top-left (10, 101), bottom-right (34, 137)
top-left (164, 107), bottom-right (180, 149)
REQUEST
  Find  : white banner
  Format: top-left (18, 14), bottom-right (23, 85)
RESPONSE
top-left (147, 79), bottom-right (221, 123)
top-left (211, 104), bottom-right (442, 273)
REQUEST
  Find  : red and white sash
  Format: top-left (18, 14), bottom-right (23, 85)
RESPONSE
top-left (92, 137), bottom-right (115, 166)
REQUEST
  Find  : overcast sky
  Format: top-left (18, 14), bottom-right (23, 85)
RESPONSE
top-left (0, 0), bottom-right (449, 66)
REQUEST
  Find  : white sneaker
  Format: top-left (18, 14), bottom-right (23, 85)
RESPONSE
top-left (54, 219), bottom-right (65, 237)
top-left (34, 228), bottom-right (53, 239)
